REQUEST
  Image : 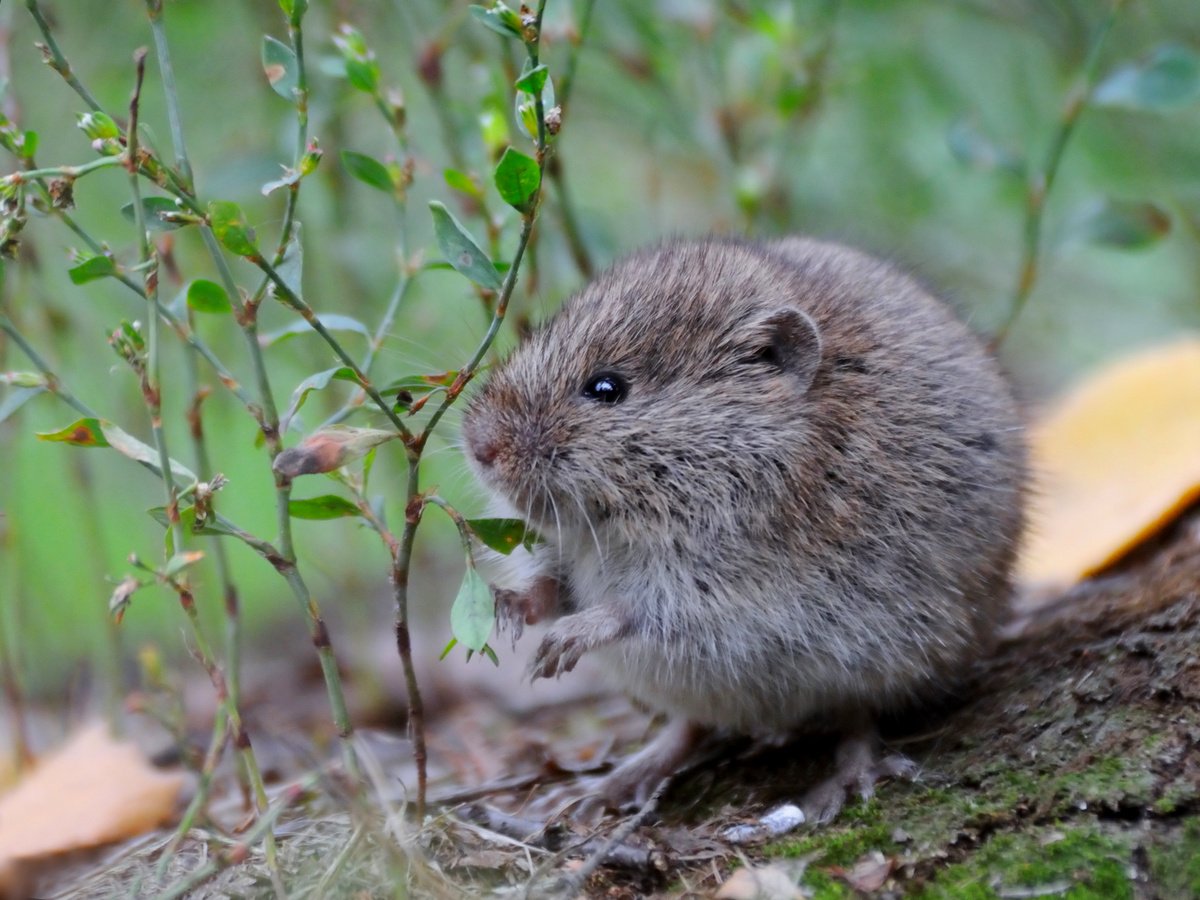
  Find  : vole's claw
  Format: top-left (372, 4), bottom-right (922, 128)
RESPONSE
top-left (491, 587), bottom-right (528, 644)
top-left (528, 629), bottom-right (585, 680)
top-left (799, 735), bottom-right (919, 826)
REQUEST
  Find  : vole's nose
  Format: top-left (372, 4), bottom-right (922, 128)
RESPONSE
top-left (472, 437), bottom-right (500, 467)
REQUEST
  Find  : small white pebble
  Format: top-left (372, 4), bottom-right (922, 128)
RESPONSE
top-left (722, 803), bottom-right (806, 843)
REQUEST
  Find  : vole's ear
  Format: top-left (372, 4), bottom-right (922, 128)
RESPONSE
top-left (745, 308), bottom-right (822, 392)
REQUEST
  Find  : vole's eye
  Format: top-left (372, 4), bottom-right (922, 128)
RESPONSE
top-left (581, 371), bottom-right (628, 404)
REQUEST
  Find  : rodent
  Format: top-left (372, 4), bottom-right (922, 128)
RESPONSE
top-left (462, 236), bottom-right (1027, 827)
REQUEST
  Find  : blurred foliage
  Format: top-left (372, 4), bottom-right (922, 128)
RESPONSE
top-left (1, 0), bottom-right (1199, 696)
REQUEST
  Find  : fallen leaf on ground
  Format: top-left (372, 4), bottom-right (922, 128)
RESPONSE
top-left (716, 863), bottom-right (808, 899)
top-left (0, 722), bottom-right (184, 866)
top-left (1018, 338), bottom-right (1200, 588)
top-left (838, 850), bottom-right (893, 892)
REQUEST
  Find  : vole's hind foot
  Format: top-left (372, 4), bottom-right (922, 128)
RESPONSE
top-left (800, 740), bottom-right (918, 827)
top-left (722, 729), bottom-right (918, 843)
top-left (537, 718), bottom-right (708, 825)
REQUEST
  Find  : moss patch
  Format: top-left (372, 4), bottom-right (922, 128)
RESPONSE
top-left (1144, 818), bottom-right (1200, 899)
top-left (914, 826), bottom-right (1134, 899)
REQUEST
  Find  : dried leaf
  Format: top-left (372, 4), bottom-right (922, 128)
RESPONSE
top-left (1018, 339), bottom-right (1200, 586)
top-left (0, 723), bottom-right (184, 866)
top-left (716, 864), bottom-right (807, 900)
top-left (273, 425), bottom-right (398, 477)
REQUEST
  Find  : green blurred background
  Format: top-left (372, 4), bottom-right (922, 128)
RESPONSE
top-left (1, 0), bottom-right (1198, 697)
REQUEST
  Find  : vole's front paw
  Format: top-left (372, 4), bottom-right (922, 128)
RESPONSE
top-left (527, 606), bottom-right (627, 681)
top-left (493, 588), bottom-right (531, 642)
top-left (493, 576), bottom-right (562, 644)
top-left (529, 627), bottom-right (587, 680)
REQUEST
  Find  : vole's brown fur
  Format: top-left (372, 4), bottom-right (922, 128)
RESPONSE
top-left (463, 236), bottom-right (1027, 825)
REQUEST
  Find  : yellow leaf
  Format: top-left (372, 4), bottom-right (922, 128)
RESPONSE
top-left (1018, 338), bottom-right (1200, 587)
top-left (0, 723), bottom-right (184, 864)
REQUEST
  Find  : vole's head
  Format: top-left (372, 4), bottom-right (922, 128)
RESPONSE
top-left (463, 239), bottom-right (824, 536)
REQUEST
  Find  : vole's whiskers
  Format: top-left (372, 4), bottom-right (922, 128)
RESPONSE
top-left (570, 490), bottom-right (605, 567)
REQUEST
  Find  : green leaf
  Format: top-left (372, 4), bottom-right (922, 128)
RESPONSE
top-left (36, 417), bottom-right (110, 447)
top-left (186, 279), bottom-right (231, 314)
top-left (0, 386), bottom-right (45, 425)
top-left (279, 366), bottom-right (357, 432)
top-left (68, 255), bottom-right (116, 285)
top-left (259, 313), bottom-right (369, 347)
top-left (444, 168), bottom-right (482, 199)
top-left (162, 550), bottom-right (205, 579)
top-left (148, 505), bottom-right (236, 553)
top-left (1070, 198), bottom-right (1171, 250)
top-left (1094, 45), bottom-right (1200, 113)
top-left (279, 0), bottom-right (307, 25)
top-left (262, 36), bottom-right (299, 100)
top-left (493, 147), bottom-right (541, 212)
top-left (148, 505), bottom-right (236, 538)
top-left (20, 130), bottom-right (38, 160)
top-left (208, 201), bottom-right (258, 256)
top-left (341, 150), bottom-right (394, 193)
top-left (379, 371), bottom-right (458, 394)
top-left (345, 58), bottom-right (380, 93)
top-left (38, 417), bottom-right (197, 483)
top-left (467, 518), bottom-right (539, 555)
top-left (120, 197), bottom-right (184, 232)
top-left (514, 64), bottom-right (548, 96)
top-left (513, 63), bottom-right (555, 141)
top-left (450, 565), bottom-right (495, 652)
top-left (289, 494), bottom-right (364, 520)
top-left (428, 201), bottom-right (503, 291)
top-left (468, 3), bottom-right (523, 39)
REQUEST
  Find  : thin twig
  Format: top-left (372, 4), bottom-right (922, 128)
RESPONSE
top-left (991, 0), bottom-right (1127, 348)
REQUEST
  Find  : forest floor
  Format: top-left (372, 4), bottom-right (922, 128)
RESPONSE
top-left (25, 519), bottom-right (1200, 899)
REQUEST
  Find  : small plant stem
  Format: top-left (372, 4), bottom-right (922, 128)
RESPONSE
top-left (69, 454), bottom-right (125, 732)
top-left (252, 256), bottom-right (414, 441)
top-left (393, 456), bottom-right (427, 818)
top-left (0, 312), bottom-right (96, 419)
top-left (323, 73), bottom-right (414, 429)
top-left (128, 54), bottom-right (263, 878)
top-left (155, 623), bottom-right (230, 878)
top-left (181, 329), bottom-right (275, 867)
top-left (1, 313), bottom-right (301, 575)
top-left (278, 562), bottom-right (361, 779)
top-left (549, 0), bottom-right (596, 278)
top-left (3, 155), bottom-right (124, 182)
top-left (548, 157), bottom-right (593, 279)
top-left (383, 0), bottom-right (555, 820)
top-left (424, 494), bottom-right (473, 549)
top-left (153, 776), bottom-right (315, 900)
top-left (992, 0), bottom-right (1127, 348)
top-left (24, 175), bottom-right (265, 427)
top-left (127, 49), bottom-right (184, 554)
top-left (320, 274), bottom-right (413, 428)
top-left (24, 0), bottom-right (103, 111)
top-left (143, 0), bottom-right (192, 188)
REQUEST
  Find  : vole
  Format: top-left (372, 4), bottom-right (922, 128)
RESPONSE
top-left (462, 236), bottom-right (1027, 830)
